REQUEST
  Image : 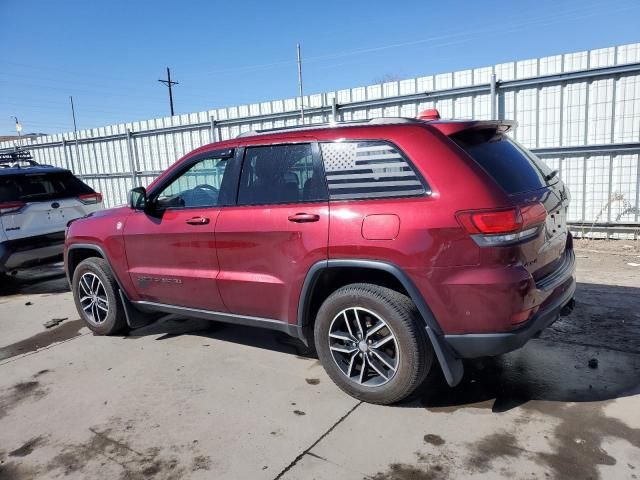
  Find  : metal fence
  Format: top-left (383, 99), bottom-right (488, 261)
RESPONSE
top-left (2, 43), bottom-right (640, 236)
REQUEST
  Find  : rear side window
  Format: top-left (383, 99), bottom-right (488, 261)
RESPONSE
top-left (452, 130), bottom-right (557, 195)
top-left (238, 144), bottom-right (327, 205)
top-left (320, 141), bottom-right (426, 200)
top-left (0, 171), bottom-right (93, 202)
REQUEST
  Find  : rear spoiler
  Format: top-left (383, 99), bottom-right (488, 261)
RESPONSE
top-left (427, 120), bottom-right (517, 137)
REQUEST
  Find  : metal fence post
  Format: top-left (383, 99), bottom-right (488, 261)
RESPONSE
top-left (126, 129), bottom-right (138, 186)
top-left (331, 97), bottom-right (339, 123)
top-left (210, 117), bottom-right (217, 142)
top-left (490, 73), bottom-right (497, 119)
top-left (73, 133), bottom-right (82, 176)
top-left (62, 138), bottom-right (72, 172)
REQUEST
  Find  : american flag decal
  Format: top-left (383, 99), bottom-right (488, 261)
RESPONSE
top-left (321, 141), bottom-right (425, 200)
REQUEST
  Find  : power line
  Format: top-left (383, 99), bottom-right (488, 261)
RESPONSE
top-left (158, 67), bottom-right (179, 116)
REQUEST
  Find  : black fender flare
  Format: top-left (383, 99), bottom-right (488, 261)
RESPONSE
top-left (66, 243), bottom-right (113, 284)
top-left (66, 243), bottom-right (154, 329)
top-left (297, 259), bottom-right (463, 387)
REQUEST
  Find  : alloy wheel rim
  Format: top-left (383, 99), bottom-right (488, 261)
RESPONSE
top-left (78, 272), bottom-right (109, 325)
top-left (328, 307), bottom-right (399, 387)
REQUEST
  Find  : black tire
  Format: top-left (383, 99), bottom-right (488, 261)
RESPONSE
top-left (0, 272), bottom-right (18, 294)
top-left (72, 257), bottom-right (127, 335)
top-left (314, 283), bottom-right (433, 405)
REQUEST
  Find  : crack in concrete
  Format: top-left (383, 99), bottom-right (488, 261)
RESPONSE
top-left (272, 401), bottom-right (362, 480)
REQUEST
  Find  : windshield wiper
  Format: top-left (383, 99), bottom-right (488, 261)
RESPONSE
top-left (545, 170), bottom-right (558, 181)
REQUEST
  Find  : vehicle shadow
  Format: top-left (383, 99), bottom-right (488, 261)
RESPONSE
top-left (124, 281), bottom-right (639, 411)
top-left (0, 263), bottom-right (69, 297)
top-left (408, 281), bottom-right (640, 412)
top-left (126, 315), bottom-right (316, 357)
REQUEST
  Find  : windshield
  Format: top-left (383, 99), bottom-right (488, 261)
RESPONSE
top-left (452, 129), bottom-right (558, 195)
top-left (0, 171), bottom-right (94, 202)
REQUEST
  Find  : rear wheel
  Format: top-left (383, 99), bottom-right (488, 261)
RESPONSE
top-left (72, 257), bottom-right (127, 335)
top-left (314, 283), bottom-right (433, 404)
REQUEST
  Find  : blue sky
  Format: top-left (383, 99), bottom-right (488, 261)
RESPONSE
top-left (1, 0), bottom-right (639, 136)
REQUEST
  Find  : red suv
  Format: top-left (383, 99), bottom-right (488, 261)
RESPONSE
top-left (64, 112), bottom-right (575, 404)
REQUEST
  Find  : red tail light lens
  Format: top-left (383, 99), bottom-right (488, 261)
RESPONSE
top-left (456, 203), bottom-right (547, 246)
top-left (0, 201), bottom-right (25, 215)
top-left (520, 203), bottom-right (547, 228)
top-left (457, 208), bottom-right (521, 234)
top-left (78, 192), bottom-right (103, 205)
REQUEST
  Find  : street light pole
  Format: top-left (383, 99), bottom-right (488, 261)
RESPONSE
top-left (11, 116), bottom-right (22, 137)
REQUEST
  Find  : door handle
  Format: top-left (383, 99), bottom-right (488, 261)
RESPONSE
top-left (186, 216), bottom-right (210, 225)
top-left (288, 213), bottom-right (320, 223)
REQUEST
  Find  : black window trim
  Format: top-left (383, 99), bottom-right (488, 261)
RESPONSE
top-left (146, 147), bottom-right (239, 211)
top-left (234, 141), bottom-right (329, 207)
top-left (319, 138), bottom-right (431, 202)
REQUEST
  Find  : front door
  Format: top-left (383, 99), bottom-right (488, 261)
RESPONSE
top-left (215, 142), bottom-right (329, 323)
top-left (123, 152), bottom-right (235, 311)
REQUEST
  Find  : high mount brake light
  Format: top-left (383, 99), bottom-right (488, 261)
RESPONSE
top-left (0, 201), bottom-right (25, 215)
top-left (456, 203), bottom-right (547, 246)
top-left (416, 108), bottom-right (441, 121)
top-left (78, 192), bottom-right (103, 205)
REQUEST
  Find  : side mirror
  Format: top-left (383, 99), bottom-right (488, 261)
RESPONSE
top-left (129, 187), bottom-right (147, 210)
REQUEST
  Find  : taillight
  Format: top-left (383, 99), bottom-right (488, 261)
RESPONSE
top-left (78, 192), bottom-right (103, 205)
top-left (0, 201), bottom-right (25, 215)
top-left (456, 202), bottom-right (546, 246)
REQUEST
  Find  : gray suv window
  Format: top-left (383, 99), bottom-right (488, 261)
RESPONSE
top-left (238, 144), bottom-right (327, 205)
top-left (156, 156), bottom-right (229, 209)
top-left (320, 141), bottom-right (426, 200)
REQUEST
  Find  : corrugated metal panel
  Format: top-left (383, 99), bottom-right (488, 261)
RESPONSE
top-left (1, 42), bottom-right (639, 227)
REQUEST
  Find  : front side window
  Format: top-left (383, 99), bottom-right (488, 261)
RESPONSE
top-left (155, 156), bottom-right (229, 209)
top-left (320, 141), bottom-right (426, 200)
top-left (237, 144), bottom-right (327, 205)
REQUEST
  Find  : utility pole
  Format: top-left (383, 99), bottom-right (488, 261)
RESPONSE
top-left (296, 44), bottom-right (304, 124)
top-left (69, 96), bottom-right (81, 174)
top-left (158, 67), bottom-right (179, 116)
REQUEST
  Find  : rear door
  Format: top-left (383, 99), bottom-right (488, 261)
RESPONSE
top-left (0, 171), bottom-right (99, 240)
top-left (215, 142), bottom-right (329, 322)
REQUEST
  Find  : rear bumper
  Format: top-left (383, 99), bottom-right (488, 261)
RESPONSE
top-left (0, 231), bottom-right (65, 272)
top-left (443, 249), bottom-right (576, 358)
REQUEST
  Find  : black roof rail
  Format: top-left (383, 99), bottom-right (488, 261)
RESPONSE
top-left (0, 150), bottom-right (43, 168)
top-left (235, 117), bottom-right (420, 138)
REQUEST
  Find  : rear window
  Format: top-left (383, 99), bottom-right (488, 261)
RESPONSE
top-left (452, 130), bottom-right (557, 195)
top-left (0, 171), bottom-right (94, 202)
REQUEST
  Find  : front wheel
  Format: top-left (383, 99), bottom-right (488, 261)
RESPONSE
top-left (314, 283), bottom-right (433, 405)
top-left (72, 257), bottom-right (127, 335)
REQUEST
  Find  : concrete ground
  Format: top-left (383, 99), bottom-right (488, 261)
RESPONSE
top-left (0, 251), bottom-right (639, 480)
